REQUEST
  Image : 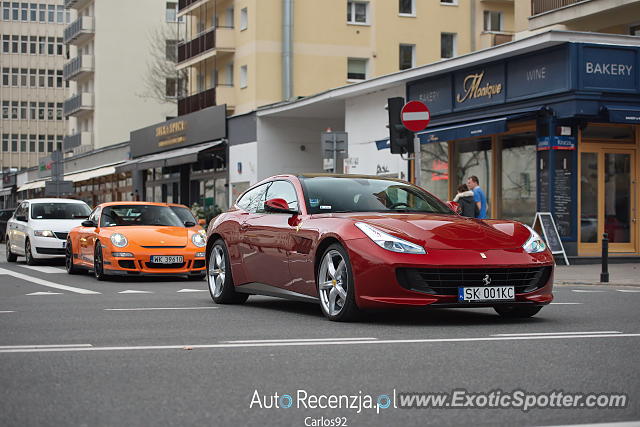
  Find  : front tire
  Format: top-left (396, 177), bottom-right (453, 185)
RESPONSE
top-left (207, 239), bottom-right (248, 304)
top-left (317, 243), bottom-right (360, 322)
top-left (93, 243), bottom-right (108, 281)
top-left (25, 239), bottom-right (37, 266)
top-left (65, 241), bottom-right (81, 275)
top-left (494, 305), bottom-right (543, 318)
top-left (5, 238), bottom-right (17, 262)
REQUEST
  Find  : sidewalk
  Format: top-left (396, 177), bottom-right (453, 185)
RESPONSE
top-left (554, 263), bottom-right (640, 286)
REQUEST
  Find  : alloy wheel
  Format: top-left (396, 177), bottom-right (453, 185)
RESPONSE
top-left (94, 245), bottom-right (103, 279)
top-left (208, 245), bottom-right (226, 298)
top-left (318, 249), bottom-right (349, 316)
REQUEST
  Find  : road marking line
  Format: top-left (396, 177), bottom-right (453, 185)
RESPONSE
top-left (493, 331), bottom-right (621, 337)
top-left (541, 421), bottom-right (640, 427)
top-left (572, 289), bottom-right (606, 293)
top-left (0, 311), bottom-right (15, 313)
top-left (222, 337), bottom-right (378, 343)
top-left (177, 288), bottom-right (208, 293)
top-left (18, 265), bottom-right (66, 274)
top-left (617, 289), bottom-right (640, 293)
top-left (0, 344), bottom-right (93, 349)
top-left (118, 290), bottom-right (152, 294)
top-left (1, 333), bottom-right (639, 353)
top-left (550, 302), bottom-right (583, 305)
top-left (26, 291), bottom-right (63, 296)
top-left (0, 267), bottom-right (100, 295)
top-left (104, 307), bottom-right (218, 311)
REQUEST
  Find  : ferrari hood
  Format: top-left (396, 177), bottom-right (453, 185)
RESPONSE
top-left (341, 213), bottom-right (530, 251)
top-left (107, 226), bottom-right (190, 247)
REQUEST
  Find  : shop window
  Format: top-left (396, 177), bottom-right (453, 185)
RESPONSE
top-left (420, 141), bottom-right (449, 201)
top-left (581, 124), bottom-right (634, 142)
top-left (455, 138), bottom-right (491, 215)
top-left (441, 32), bottom-right (456, 59)
top-left (580, 152), bottom-right (598, 243)
top-left (500, 133), bottom-right (536, 224)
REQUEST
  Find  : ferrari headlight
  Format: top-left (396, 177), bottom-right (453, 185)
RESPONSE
top-left (34, 230), bottom-right (55, 238)
top-left (191, 233), bottom-right (206, 247)
top-left (110, 233), bottom-right (128, 248)
top-left (355, 222), bottom-right (426, 254)
top-left (523, 225), bottom-right (546, 253)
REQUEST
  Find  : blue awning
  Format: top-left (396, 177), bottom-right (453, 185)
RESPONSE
top-left (605, 105), bottom-right (640, 124)
top-left (417, 117), bottom-right (508, 144)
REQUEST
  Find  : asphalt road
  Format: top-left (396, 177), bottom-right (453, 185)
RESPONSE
top-left (0, 251), bottom-right (639, 427)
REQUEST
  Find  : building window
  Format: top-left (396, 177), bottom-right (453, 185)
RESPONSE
top-left (399, 0), bottom-right (414, 15)
top-left (630, 24), bottom-right (640, 36)
top-left (2, 35), bottom-right (8, 53)
top-left (29, 134), bottom-right (35, 152)
top-left (165, 2), bottom-right (177, 22)
top-left (225, 63), bottom-right (234, 86)
top-left (240, 7), bottom-right (248, 30)
top-left (11, 134), bottom-right (18, 152)
top-left (47, 4), bottom-right (54, 22)
top-left (1, 134), bottom-right (8, 152)
top-left (239, 65), bottom-right (248, 88)
top-left (2, 67), bottom-right (8, 86)
top-left (1, 101), bottom-right (8, 119)
top-left (56, 4), bottom-right (63, 23)
top-left (38, 135), bottom-right (44, 152)
top-left (399, 44), bottom-right (415, 70)
top-left (483, 10), bottom-right (502, 32)
top-left (440, 0), bottom-right (457, 4)
top-left (47, 135), bottom-right (54, 153)
top-left (2, 2), bottom-right (9, 20)
top-left (347, 1), bottom-right (368, 24)
top-left (165, 40), bottom-right (177, 61)
top-left (347, 58), bottom-right (367, 80)
top-left (441, 32), bottom-right (456, 59)
top-left (166, 77), bottom-right (177, 98)
top-left (20, 134), bottom-right (26, 152)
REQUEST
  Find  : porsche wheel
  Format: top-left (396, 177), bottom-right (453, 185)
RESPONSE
top-left (5, 238), bottom-right (17, 262)
top-left (207, 239), bottom-right (248, 304)
top-left (25, 239), bottom-right (37, 266)
top-left (65, 241), bottom-right (81, 275)
top-left (93, 243), bottom-right (108, 281)
top-left (317, 243), bottom-right (360, 322)
top-left (494, 305), bottom-right (543, 318)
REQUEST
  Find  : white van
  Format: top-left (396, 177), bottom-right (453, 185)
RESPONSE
top-left (5, 198), bottom-right (91, 265)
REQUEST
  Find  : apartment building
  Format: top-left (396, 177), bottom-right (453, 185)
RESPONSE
top-left (63, 0), bottom-right (181, 153)
top-left (515, 0), bottom-right (640, 38)
top-left (1, 0), bottom-right (67, 170)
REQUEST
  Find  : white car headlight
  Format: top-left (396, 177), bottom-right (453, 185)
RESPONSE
top-left (34, 230), bottom-right (55, 238)
top-left (355, 222), bottom-right (426, 254)
top-left (191, 233), bottom-right (206, 247)
top-left (110, 233), bottom-right (128, 248)
top-left (523, 225), bottom-right (547, 253)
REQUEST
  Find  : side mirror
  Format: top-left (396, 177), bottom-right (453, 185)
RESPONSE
top-left (264, 198), bottom-right (298, 215)
top-left (184, 221), bottom-right (196, 227)
top-left (445, 201), bottom-right (461, 215)
top-left (16, 215), bottom-right (27, 222)
top-left (81, 220), bottom-right (96, 227)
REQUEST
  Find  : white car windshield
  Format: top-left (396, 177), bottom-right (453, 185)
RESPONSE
top-left (30, 203), bottom-right (91, 220)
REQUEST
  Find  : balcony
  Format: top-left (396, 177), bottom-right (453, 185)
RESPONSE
top-left (63, 55), bottom-right (94, 81)
top-left (531, 0), bottom-right (586, 15)
top-left (64, 16), bottom-right (94, 45)
top-left (177, 27), bottom-right (234, 68)
top-left (63, 132), bottom-right (92, 152)
top-left (64, 92), bottom-right (94, 117)
top-left (178, 87), bottom-right (216, 116)
top-left (64, 0), bottom-right (93, 10)
top-left (529, 0), bottom-right (640, 31)
top-left (479, 32), bottom-right (514, 49)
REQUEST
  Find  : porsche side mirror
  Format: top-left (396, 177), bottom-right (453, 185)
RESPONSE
top-left (446, 201), bottom-right (461, 215)
top-left (265, 198), bottom-right (298, 215)
top-left (81, 220), bottom-right (96, 227)
top-left (184, 220), bottom-right (196, 227)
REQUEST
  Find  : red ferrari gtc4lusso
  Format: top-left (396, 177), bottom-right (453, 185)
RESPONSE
top-left (206, 174), bottom-right (553, 321)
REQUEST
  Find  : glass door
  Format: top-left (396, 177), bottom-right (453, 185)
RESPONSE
top-left (579, 146), bottom-right (637, 254)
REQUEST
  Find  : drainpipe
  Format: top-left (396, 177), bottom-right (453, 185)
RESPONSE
top-left (282, 0), bottom-right (293, 101)
top-left (470, 0), bottom-right (476, 52)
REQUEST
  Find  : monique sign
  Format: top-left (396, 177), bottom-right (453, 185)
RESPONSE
top-left (456, 71), bottom-right (503, 103)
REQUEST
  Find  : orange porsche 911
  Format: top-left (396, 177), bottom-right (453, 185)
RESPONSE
top-left (65, 202), bottom-right (207, 280)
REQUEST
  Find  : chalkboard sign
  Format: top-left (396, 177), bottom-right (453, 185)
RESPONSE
top-left (537, 151), bottom-right (550, 213)
top-left (553, 150), bottom-right (573, 237)
top-left (532, 212), bottom-right (569, 265)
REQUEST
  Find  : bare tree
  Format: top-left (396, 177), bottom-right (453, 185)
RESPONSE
top-left (140, 23), bottom-right (188, 104)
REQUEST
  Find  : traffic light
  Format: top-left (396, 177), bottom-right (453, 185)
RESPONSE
top-left (386, 97), bottom-right (414, 154)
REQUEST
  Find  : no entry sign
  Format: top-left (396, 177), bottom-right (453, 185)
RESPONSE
top-left (401, 101), bottom-right (430, 132)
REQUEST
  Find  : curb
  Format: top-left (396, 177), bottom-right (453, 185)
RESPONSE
top-left (556, 281), bottom-right (640, 287)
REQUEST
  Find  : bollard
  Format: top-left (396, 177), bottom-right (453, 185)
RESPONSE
top-left (600, 233), bottom-right (609, 283)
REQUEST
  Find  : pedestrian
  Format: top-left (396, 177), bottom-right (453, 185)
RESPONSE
top-left (466, 175), bottom-right (487, 219)
top-left (453, 184), bottom-right (476, 218)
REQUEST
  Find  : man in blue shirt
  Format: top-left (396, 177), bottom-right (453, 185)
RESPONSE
top-left (466, 175), bottom-right (487, 219)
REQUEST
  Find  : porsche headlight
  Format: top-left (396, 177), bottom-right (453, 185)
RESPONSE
top-left (110, 233), bottom-right (128, 248)
top-left (523, 225), bottom-right (546, 253)
top-left (191, 233), bottom-right (206, 248)
top-left (34, 230), bottom-right (55, 238)
top-left (355, 222), bottom-right (426, 254)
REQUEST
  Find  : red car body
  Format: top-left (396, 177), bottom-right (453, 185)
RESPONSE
top-left (206, 174), bottom-right (554, 317)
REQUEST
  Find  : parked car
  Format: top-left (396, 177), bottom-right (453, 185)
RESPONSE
top-left (65, 202), bottom-right (207, 280)
top-left (205, 174), bottom-right (554, 322)
top-left (5, 198), bottom-right (91, 265)
top-left (0, 208), bottom-right (16, 243)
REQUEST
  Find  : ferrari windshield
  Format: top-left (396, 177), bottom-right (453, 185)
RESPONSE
top-left (101, 205), bottom-right (184, 227)
top-left (301, 176), bottom-right (452, 215)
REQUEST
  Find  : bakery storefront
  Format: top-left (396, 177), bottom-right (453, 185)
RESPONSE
top-left (407, 41), bottom-right (640, 257)
top-left (119, 105), bottom-right (229, 218)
